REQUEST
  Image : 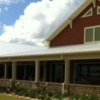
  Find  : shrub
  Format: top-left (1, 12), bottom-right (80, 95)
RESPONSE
top-left (69, 95), bottom-right (79, 100)
top-left (69, 94), bottom-right (99, 100)
top-left (89, 95), bottom-right (99, 100)
top-left (79, 95), bottom-right (89, 100)
top-left (0, 86), bottom-right (8, 93)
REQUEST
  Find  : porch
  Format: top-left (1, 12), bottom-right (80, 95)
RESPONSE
top-left (0, 58), bottom-right (100, 96)
top-left (0, 60), bottom-right (67, 83)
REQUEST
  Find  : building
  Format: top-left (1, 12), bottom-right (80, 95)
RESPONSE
top-left (0, 0), bottom-right (100, 96)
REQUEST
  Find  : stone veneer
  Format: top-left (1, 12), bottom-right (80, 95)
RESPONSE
top-left (0, 79), bottom-right (100, 97)
top-left (16, 81), bottom-right (63, 93)
top-left (69, 84), bottom-right (100, 97)
top-left (0, 79), bottom-right (10, 87)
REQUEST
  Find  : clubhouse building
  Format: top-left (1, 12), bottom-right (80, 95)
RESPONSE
top-left (0, 0), bottom-right (100, 96)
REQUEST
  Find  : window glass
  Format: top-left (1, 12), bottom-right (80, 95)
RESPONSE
top-left (86, 10), bottom-right (92, 16)
top-left (97, 6), bottom-right (100, 14)
top-left (82, 8), bottom-right (92, 18)
top-left (85, 28), bottom-right (93, 42)
top-left (95, 27), bottom-right (100, 41)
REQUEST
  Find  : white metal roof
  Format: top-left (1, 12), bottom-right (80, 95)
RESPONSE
top-left (0, 42), bottom-right (45, 56)
top-left (1, 43), bottom-right (100, 57)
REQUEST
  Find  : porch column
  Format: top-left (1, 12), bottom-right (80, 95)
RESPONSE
top-left (43, 62), bottom-right (46, 81)
top-left (4, 64), bottom-right (7, 79)
top-left (35, 60), bottom-right (40, 82)
top-left (24, 65), bottom-right (26, 80)
top-left (64, 60), bottom-right (70, 84)
top-left (12, 61), bottom-right (17, 80)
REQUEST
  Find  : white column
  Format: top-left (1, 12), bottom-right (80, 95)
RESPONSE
top-left (43, 62), bottom-right (46, 81)
top-left (64, 60), bottom-right (70, 84)
top-left (50, 65), bottom-right (52, 82)
top-left (4, 64), bottom-right (7, 79)
top-left (35, 60), bottom-right (40, 82)
top-left (24, 65), bottom-right (26, 80)
top-left (12, 61), bottom-right (17, 80)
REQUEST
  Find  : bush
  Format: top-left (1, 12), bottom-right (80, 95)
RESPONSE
top-left (28, 89), bottom-right (39, 98)
top-left (69, 94), bottom-right (99, 100)
top-left (69, 95), bottom-right (79, 100)
top-left (0, 86), bottom-right (8, 93)
top-left (0, 86), bottom-right (99, 100)
top-left (79, 95), bottom-right (89, 100)
top-left (89, 95), bottom-right (99, 100)
top-left (51, 93), bottom-right (68, 100)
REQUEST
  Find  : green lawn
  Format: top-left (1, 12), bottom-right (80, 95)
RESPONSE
top-left (0, 93), bottom-right (31, 100)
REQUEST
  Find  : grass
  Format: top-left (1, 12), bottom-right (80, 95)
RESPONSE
top-left (0, 93), bottom-right (31, 100)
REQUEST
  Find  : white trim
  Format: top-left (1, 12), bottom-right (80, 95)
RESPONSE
top-left (97, 6), bottom-right (100, 15)
top-left (84, 25), bottom-right (100, 44)
top-left (82, 8), bottom-right (93, 18)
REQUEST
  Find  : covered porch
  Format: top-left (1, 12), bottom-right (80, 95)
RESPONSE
top-left (0, 60), bottom-right (68, 83)
top-left (0, 57), bottom-right (70, 94)
top-left (0, 46), bottom-right (100, 96)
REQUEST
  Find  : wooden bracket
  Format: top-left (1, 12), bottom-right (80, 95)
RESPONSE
top-left (68, 19), bottom-right (73, 29)
top-left (92, 0), bottom-right (96, 8)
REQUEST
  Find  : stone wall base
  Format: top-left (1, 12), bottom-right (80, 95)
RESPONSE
top-left (0, 79), bottom-right (100, 97)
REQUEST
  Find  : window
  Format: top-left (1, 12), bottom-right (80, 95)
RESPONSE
top-left (71, 60), bottom-right (100, 85)
top-left (82, 8), bottom-right (93, 18)
top-left (85, 28), bottom-right (93, 42)
top-left (85, 26), bottom-right (100, 43)
top-left (95, 27), bottom-right (100, 41)
top-left (97, 6), bottom-right (100, 15)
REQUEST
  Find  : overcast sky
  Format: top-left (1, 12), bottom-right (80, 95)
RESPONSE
top-left (0, 0), bottom-right (83, 46)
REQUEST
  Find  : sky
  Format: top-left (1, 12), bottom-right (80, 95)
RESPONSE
top-left (0, 0), bottom-right (83, 46)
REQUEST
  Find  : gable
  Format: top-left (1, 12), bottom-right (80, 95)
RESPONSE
top-left (44, 0), bottom-right (100, 47)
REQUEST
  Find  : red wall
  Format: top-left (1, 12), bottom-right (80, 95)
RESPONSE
top-left (50, 1), bottom-right (100, 47)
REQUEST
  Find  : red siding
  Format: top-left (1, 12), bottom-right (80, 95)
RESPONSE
top-left (50, 1), bottom-right (100, 47)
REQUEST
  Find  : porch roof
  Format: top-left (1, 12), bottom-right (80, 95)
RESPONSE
top-left (1, 43), bottom-right (100, 58)
top-left (0, 41), bottom-right (44, 56)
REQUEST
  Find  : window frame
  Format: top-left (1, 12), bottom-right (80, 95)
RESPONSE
top-left (84, 25), bottom-right (100, 43)
top-left (82, 8), bottom-right (93, 18)
top-left (97, 6), bottom-right (100, 15)
top-left (95, 27), bottom-right (100, 41)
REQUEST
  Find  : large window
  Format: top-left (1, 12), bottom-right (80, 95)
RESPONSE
top-left (70, 60), bottom-right (100, 85)
top-left (85, 26), bottom-right (100, 43)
